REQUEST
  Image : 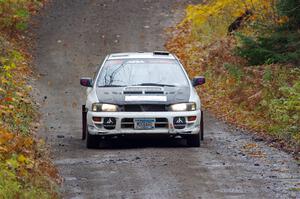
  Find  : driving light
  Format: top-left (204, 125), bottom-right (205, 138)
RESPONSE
top-left (92, 117), bottom-right (102, 122)
top-left (92, 103), bottom-right (118, 112)
top-left (169, 103), bottom-right (196, 111)
top-left (188, 116), bottom-right (197, 121)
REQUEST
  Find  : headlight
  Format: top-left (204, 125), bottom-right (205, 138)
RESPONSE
top-left (92, 103), bottom-right (118, 112)
top-left (169, 103), bottom-right (196, 111)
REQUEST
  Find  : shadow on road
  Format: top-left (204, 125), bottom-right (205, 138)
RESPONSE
top-left (93, 136), bottom-right (190, 149)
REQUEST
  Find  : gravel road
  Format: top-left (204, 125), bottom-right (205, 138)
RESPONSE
top-left (30, 0), bottom-right (300, 198)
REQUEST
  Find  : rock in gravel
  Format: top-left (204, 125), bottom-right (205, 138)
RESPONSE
top-left (253, 137), bottom-right (264, 142)
top-left (57, 135), bottom-right (65, 138)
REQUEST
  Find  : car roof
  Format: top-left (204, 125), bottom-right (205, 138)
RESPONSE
top-left (107, 52), bottom-right (176, 60)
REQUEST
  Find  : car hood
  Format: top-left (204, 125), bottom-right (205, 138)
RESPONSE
top-left (95, 86), bottom-right (190, 105)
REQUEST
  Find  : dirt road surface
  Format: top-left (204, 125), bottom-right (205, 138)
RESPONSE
top-left (30, 0), bottom-right (300, 198)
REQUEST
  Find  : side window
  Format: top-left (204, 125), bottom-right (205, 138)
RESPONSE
top-left (93, 57), bottom-right (107, 86)
top-left (93, 66), bottom-right (100, 82)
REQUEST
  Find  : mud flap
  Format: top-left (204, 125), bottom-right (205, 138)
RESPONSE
top-left (200, 110), bottom-right (204, 141)
top-left (82, 105), bottom-right (87, 140)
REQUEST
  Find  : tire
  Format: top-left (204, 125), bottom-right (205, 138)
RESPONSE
top-left (187, 133), bottom-right (200, 147)
top-left (200, 110), bottom-right (204, 141)
top-left (82, 105), bottom-right (87, 140)
top-left (86, 131), bottom-right (100, 149)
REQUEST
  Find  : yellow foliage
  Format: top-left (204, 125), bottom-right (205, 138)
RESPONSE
top-left (0, 129), bottom-right (14, 145)
top-left (0, 128), bottom-right (61, 197)
top-left (17, 154), bottom-right (28, 164)
top-left (183, 0), bottom-right (277, 43)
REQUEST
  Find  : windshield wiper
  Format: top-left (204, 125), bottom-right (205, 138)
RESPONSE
top-left (98, 85), bottom-right (125, 87)
top-left (133, 83), bottom-right (176, 87)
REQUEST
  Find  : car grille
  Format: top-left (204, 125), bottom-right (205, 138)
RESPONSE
top-left (121, 118), bottom-right (168, 129)
top-left (119, 104), bottom-right (167, 112)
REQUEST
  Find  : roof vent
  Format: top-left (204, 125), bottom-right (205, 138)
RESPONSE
top-left (111, 54), bottom-right (129, 57)
top-left (153, 51), bottom-right (170, 56)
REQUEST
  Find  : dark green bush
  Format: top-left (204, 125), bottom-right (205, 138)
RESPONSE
top-left (277, 0), bottom-right (300, 30)
top-left (235, 0), bottom-right (300, 66)
top-left (236, 32), bottom-right (300, 65)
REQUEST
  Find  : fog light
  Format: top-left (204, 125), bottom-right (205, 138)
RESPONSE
top-left (188, 116), bottom-right (197, 121)
top-left (173, 117), bottom-right (186, 129)
top-left (92, 117), bottom-right (102, 122)
top-left (103, 117), bottom-right (116, 130)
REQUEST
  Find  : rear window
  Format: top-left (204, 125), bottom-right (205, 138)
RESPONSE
top-left (97, 59), bottom-right (189, 87)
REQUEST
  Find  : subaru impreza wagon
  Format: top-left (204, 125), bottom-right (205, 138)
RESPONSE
top-left (80, 51), bottom-right (205, 148)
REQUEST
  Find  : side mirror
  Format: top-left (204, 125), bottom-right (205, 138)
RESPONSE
top-left (80, 77), bottom-right (93, 87)
top-left (192, 76), bottom-right (205, 87)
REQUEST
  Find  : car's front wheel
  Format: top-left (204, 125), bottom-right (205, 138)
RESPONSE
top-left (200, 110), bottom-right (204, 141)
top-left (86, 132), bottom-right (100, 149)
top-left (187, 133), bottom-right (200, 147)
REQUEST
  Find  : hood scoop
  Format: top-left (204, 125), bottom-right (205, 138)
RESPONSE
top-left (123, 86), bottom-right (165, 95)
top-left (123, 91), bottom-right (143, 95)
top-left (145, 91), bottom-right (164, 94)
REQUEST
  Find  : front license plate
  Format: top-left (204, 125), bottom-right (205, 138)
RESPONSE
top-left (134, 118), bottom-right (155, 130)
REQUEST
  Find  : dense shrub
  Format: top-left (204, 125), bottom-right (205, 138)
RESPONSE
top-left (236, 32), bottom-right (300, 65)
top-left (268, 80), bottom-right (300, 142)
top-left (183, 0), bottom-right (277, 43)
top-left (277, 0), bottom-right (300, 30)
top-left (0, 0), bottom-right (43, 32)
top-left (0, 0), bottom-right (60, 198)
top-left (0, 129), bottom-right (60, 198)
top-left (166, 0), bottom-right (300, 152)
top-left (235, 0), bottom-right (300, 65)
top-left (0, 36), bottom-right (36, 135)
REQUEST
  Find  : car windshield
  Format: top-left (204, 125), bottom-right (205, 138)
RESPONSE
top-left (97, 58), bottom-right (189, 87)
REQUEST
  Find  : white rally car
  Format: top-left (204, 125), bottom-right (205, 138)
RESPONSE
top-left (80, 51), bottom-right (205, 148)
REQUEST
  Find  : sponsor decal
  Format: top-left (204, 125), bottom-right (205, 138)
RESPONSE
top-left (175, 117), bottom-right (184, 124)
top-left (125, 96), bottom-right (167, 102)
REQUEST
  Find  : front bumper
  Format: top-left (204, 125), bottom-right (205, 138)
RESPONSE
top-left (87, 110), bottom-right (201, 135)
